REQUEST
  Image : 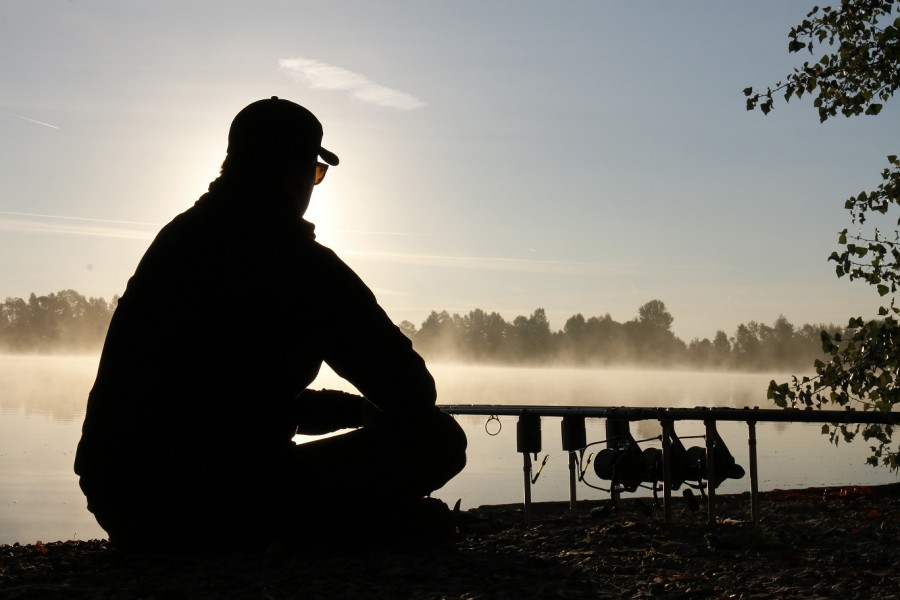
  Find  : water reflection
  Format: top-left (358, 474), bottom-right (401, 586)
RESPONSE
top-left (0, 354), bottom-right (97, 422)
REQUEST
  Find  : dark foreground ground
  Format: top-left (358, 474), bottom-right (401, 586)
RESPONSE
top-left (2, 484), bottom-right (899, 599)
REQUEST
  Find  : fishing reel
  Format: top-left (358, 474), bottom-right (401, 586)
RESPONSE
top-left (592, 419), bottom-right (745, 499)
top-left (511, 411), bottom-right (746, 523)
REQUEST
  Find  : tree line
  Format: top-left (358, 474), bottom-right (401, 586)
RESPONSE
top-left (1, 290), bottom-right (837, 371)
top-left (0, 290), bottom-right (117, 352)
top-left (401, 299), bottom-right (840, 371)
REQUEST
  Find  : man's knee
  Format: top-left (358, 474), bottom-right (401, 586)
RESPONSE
top-left (410, 410), bottom-right (467, 486)
top-left (435, 409), bottom-right (467, 470)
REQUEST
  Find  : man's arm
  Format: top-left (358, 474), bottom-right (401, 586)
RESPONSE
top-left (311, 247), bottom-right (437, 417)
top-left (292, 389), bottom-right (383, 434)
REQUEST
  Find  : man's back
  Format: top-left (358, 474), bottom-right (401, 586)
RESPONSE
top-left (76, 184), bottom-right (435, 489)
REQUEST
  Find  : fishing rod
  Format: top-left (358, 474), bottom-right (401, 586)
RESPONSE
top-left (441, 404), bottom-right (899, 424)
top-left (439, 404), bottom-right (898, 526)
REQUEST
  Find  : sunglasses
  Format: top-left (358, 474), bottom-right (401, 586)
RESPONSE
top-left (314, 162), bottom-right (329, 185)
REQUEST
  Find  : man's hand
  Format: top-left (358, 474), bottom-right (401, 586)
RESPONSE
top-left (293, 389), bottom-right (384, 435)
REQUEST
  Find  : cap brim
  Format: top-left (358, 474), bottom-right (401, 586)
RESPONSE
top-left (319, 147), bottom-right (339, 166)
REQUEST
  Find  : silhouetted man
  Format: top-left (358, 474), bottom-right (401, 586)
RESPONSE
top-left (75, 97), bottom-right (467, 550)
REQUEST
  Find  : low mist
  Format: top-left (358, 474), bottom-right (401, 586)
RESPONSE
top-left (1, 291), bottom-right (841, 375)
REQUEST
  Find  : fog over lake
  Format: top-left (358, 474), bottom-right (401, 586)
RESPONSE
top-left (1, 355), bottom-right (897, 545)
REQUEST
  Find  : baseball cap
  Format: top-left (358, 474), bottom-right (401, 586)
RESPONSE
top-left (227, 97), bottom-right (339, 166)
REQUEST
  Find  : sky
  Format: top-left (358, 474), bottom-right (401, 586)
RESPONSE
top-left (1, 1), bottom-right (897, 342)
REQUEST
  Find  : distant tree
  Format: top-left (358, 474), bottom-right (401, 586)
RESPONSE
top-left (527, 308), bottom-right (553, 358)
top-left (687, 337), bottom-right (714, 367)
top-left (558, 313), bottom-right (588, 362)
top-left (82, 295), bottom-right (114, 347)
top-left (628, 300), bottom-right (684, 365)
top-left (0, 290), bottom-right (114, 352)
top-left (0, 296), bottom-right (29, 351)
top-left (507, 308), bottom-right (552, 362)
top-left (793, 322), bottom-right (844, 366)
top-left (637, 299), bottom-right (674, 331)
top-left (748, 0), bottom-right (900, 469)
top-left (461, 308), bottom-right (507, 360)
top-left (731, 323), bottom-right (762, 369)
top-left (754, 322), bottom-right (777, 368)
top-left (768, 315), bottom-right (797, 366)
top-left (415, 310), bottom-right (459, 358)
top-left (398, 320), bottom-right (417, 340)
top-left (564, 313), bottom-right (587, 339)
top-left (712, 330), bottom-right (732, 366)
top-left (27, 293), bottom-right (59, 349)
top-left (582, 314), bottom-right (628, 364)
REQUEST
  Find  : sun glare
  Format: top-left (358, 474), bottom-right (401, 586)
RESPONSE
top-left (186, 148), bottom-right (224, 196)
top-left (305, 177), bottom-right (362, 239)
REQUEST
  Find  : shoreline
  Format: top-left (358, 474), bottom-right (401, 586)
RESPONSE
top-left (2, 483), bottom-right (899, 598)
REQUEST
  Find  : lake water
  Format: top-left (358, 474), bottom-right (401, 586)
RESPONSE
top-left (1, 354), bottom-right (897, 545)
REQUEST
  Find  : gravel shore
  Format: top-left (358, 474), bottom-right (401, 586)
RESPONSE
top-left (2, 483), bottom-right (899, 599)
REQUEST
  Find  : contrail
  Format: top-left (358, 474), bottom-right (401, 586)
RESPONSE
top-left (0, 109), bottom-right (60, 130)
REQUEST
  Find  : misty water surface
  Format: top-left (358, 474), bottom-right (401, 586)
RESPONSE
top-left (1, 355), bottom-right (897, 545)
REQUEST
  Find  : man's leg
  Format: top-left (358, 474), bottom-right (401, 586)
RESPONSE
top-left (290, 409), bottom-right (466, 502)
top-left (276, 409), bottom-right (466, 540)
top-left (84, 411), bottom-right (466, 549)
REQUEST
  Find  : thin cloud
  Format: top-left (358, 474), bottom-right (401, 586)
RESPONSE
top-left (341, 250), bottom-right (633, 275)
top-left (0, 211), bottom-right (158, 240)
top-left (278, 58), bottom-right (426, 110)
top-left (321, 227), bottom-right (440, 238)
top-left (0, 110), bottom-right (59, 130)
top-left (341, 249), bottom-right (728, 276)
